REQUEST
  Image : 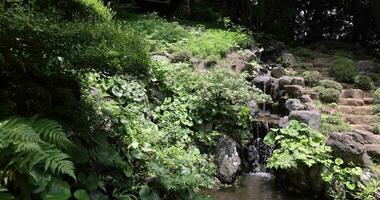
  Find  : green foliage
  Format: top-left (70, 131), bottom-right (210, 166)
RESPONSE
top-left (373, 88), bottom-right (380, 104)
top-left (302, 70), bottom-right (322, 86)
top-left (320, 113), bottom-right (353, 135)
top-left (354, 178), bottom-right (380, 200)
top-left (318, 80), bottom-right (344, 92)
top-left (292, 47), bottom-right (315, 58)
top-left (354, 75), bottom-right (375, 91)
top-left (174, 28), bottom-right (251, 58)
top-left (29, 0), bottom-right (113, 21)
top-left (0, 117), bottom-right (75, 199)
top-left (321, 158), bottom-right (364, 199)
top-left (319, 88), bottom-right (341, 103)
top-left (0, 8), bottom-right (148, 75)
top-left (124, 14), bottom-right (251, 57)
top-left (330, 55), bottom-right (358, 82)
top-left (263, 120), bottom-right (331, 169)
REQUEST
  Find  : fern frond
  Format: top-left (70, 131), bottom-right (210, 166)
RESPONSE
top-left (29, 118), bottom-right (73, 149)
top-left (43, 146), bottom-right (76, 179)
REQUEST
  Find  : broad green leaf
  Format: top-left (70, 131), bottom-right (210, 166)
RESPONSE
top-left (74, 190), bottom-right (89, 200)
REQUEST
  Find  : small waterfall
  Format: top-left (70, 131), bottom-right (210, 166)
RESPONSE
top-left (243, 113), bottom-right (279, 173)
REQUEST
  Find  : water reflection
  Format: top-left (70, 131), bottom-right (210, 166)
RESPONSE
top-left (206, 173), bottom-right (306, 200)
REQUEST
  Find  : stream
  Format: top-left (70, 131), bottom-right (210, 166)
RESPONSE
top-left (206, 173), bottom-right (306, 200)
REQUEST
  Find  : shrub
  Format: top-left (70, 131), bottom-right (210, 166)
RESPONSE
top-left (0, 9), bottom-right (148, 75)
top-left (330, 55), bottom-right (358, 82)
top-left (174, 28), bottom-right (251, 58)
top-left (320, 113), bottom-right (353, 135)
top-left (320, 88), bottom-right (341, 103)
top-left (373, 88), bottom-right (380, 104)
top-left (302, 71), bottom-right (323, 86)
top-left (34, 0), bottom-right (114, 21)
top-left (354, 75), bottom-right (375, 91)
top-left (318, 80), bottom-right (344, 92)
top-left (263, 120), bottom-right (331, 169)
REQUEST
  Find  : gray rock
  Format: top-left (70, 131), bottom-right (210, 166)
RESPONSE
top-left (289, 111), bottom-right (321, 129)
top-left (300, 95), bottom-right (313, 103)
top-left (215, 135), bottom-right (241, 184)
top-left (284, 85), bottom-right (304, 98)
top-left (279, 116), bottom-right (289, 128)
top-left (285, 99), bottom-right (305, 112)
top-left (291, 77), bottom-right (305, 87)
top-left (326, 132), bottom-right (371, 166)
top-left (151, 55), bottom-right (170, 63)
top-left (278, 76), bottom-right (292, 89)
top-left (247, 100), bottom-right (259, 117)
top-left (271, 67), bottom-right (285, 78)
top-left (242, 49), bottom-right (256, 62)
top-left (252, 75), bottom-right (272, 92)
top-left (281, 52), bottom-right (296, 67)
top-left (357, 60), bottom-right (376, 73)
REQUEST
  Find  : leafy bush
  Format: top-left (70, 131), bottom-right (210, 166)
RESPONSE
top-left (320, 88), bottom-right (341, 103)
top-left (354, 75), bottom-right (375, 91)
top-left (264, 120), bottom-right (331, 169)
top-left (0, 8), bottom-right (148, 75)
top-left (320, 113), bottom-right (353, 135)
top-left (0, 117), bottom-right (76, 199)
top-left (174, 28), bottom-right (251, 58)
top-left (292, 47), bottom-right (315, 58)
top-left (302, 71), bottom-right (323, 86)
top-left (330, 55), bottom-right (358, 82)
top-left (318, 80), bottom-right (343, 92)
top-left (373, 88), bottom-right (380, 104)
top-left (354, 178), bottom-right (380, 200)
top-left (265, 121), bottom-right (367, 199)
top-left (321, 158), bottom-right (364, 199)
top-left (32, 0), bottom-right (114, 21)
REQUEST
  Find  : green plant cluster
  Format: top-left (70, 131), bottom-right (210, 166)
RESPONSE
top-left (319, 113), bottom-right (353, 135)
top-left (124, 14), bottom-right (251, 58)
top-left (0, 1), bottom-right (269, 199)
top-left (354, 75), bottom-right (375, 91)
top-left (313, 80), bottom-right (343, 103)
top-left (373, 88), bottom-right (380, 134)
top-left (302, 70), bottom-right (322, 86)
top-left (264, 121), bottom-right (372, 199)
top-left (330, 55), bottom-right (358, 82)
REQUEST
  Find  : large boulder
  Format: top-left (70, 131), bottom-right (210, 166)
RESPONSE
top-left (291, 77), bottom-right (305, 87)
top-left (326, 132), bottom-right (371, 166)
top-left (252, 75), bottom-right (272, 92)
top-left (271, 66), bottom-right (285, 78)
top-left (284, 85), bottom-right (304, 98)
top-left (247, 100), bottom-right (259, 117)
top-left (289, 111), bottom-right (321, 129)
top-left (215, 135), bottom-right (241, 184)
top-left (285, 99), bottom-right (305, 112)
top-left (278, 76), bottom-right (292, 89)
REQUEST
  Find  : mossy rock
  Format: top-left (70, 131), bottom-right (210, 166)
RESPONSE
top-left (354, 75), bottom-right (375, 91)
top-left (302, 71), bottom-right (322, 86)
top-left (319, 88), bottom-right (340, 103)
top-left (329, 55), bottom-right (358, 82)
top-left (318, 80), bottom-right (343, 92)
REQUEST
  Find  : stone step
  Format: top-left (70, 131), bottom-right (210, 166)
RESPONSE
top-left (343, 114), bottom-right (374, 125)
top-left (337, 105), bottom-right (354, 114)
top-left (352, 125), bottom-right (374, 132)
top-left (341, 89), bottom-right (364, 99)
top-left (364, 98), bottom-right (374, 105)
top-left (353, 106), bottom-right (374, 115)
top-left (340, 98), bottom-right (365, 106)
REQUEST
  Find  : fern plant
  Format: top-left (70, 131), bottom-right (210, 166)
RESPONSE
top-left (0, 117), bottom-right (75, 199)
